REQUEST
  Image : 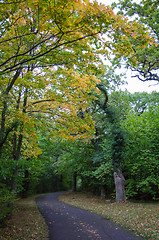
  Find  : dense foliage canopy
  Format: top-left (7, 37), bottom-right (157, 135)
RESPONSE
top-left (115, 0), bottom-right (159, 82)
top-left (0, 0), bottom-right (158, 225)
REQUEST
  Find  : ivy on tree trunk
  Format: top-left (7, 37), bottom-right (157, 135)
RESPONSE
top-left (96, 84), bottom-right (126, 201)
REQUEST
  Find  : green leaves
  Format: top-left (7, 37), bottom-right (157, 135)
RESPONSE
top-left (120, 91), bottom-right (159, 199)
top-left (116, 0), bottom-right (159, 82)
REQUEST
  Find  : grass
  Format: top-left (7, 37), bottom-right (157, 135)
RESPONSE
top-left (0, 195), bottom-right (48, 240)
top-left (0, 192), bottom-right (158, 240)
top-left (59, 192), bottom-right (159, 240)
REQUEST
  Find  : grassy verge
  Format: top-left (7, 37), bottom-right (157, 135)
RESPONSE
top-left (0, 195), bottom-right (48, 240)
top-left (59, 192), bottom-right (159, 240)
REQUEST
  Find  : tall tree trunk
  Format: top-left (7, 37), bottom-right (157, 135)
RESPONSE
top-left (0, 68), bottom-right (22, 158)
top-left (60, 175), bottom-right (63, 191)
top-left (96, 85), bottom-right (126, 201)
top-left (11, 132), bottom-right (23, 192)
top-left (114, 170), bottom-right (126, 202)
top-left (21, 169), bottom-right (29, 198)
top-left (9, 131), bottom-right (23, 215)
top-left (101, 186), bottom-right (106, 199)
top-left (0, 101), bottom-right (7, 159)
top-left (11, 87), bottom-right (28, 192)
top-left (73, 172), bottom-right (77, 192)
top-left (56, 175), bottom-right (60, 191)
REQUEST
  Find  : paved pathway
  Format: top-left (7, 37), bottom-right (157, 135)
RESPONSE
top-left (36, 192), bottom-right (143, 240)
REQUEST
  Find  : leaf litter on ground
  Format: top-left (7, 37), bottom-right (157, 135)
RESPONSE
top-left (58, 192), bottom-right (159, 240)
top-left (0, 195), bottom-right (48, 240)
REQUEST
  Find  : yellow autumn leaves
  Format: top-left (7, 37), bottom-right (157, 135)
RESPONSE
top-left (0, 0), bottom-right (156, 161)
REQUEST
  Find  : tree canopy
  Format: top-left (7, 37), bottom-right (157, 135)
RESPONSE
top-left (115, 0), bottom-right (159, 82)
top-left (0, 0), bottom-right (158, 225)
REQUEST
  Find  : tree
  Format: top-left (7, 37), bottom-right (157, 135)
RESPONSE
top-left (0, 0), bottom-right (110, 218)
top-left (108, 90), bottom-right (159, 200)
top-left (92, 83), bottom-right (126, 201)
top-left (0, 0), bottom-right (154, 157)
top-left (0, 0), bottom-right (106, 157)
top-left (1, 0), bottom-right (113, 197)
top-left (115, 0), bottom-right (159, 82)
top-left (0, 1), bottom-right (156, 221)
top-left (122, 94), bottom-right (159, 200)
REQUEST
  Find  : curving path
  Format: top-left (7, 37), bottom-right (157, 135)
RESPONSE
top-left (36, 192), bottom-right (143, 240)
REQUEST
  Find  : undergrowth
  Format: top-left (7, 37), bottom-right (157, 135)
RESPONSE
top-left (0, 195), bottom-right (48, 240)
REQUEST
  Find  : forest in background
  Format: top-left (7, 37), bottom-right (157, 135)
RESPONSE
top-left (0, 0), bottom-right (158, 225)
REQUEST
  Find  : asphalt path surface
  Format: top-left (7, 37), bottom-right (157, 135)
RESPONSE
top-left (36, 192), bottom-right (143, 240)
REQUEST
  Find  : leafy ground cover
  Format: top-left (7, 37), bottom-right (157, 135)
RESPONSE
top-left (0, 195), bottom-right (48, 240)
top-left (59, 192), bottom-right (159, 240)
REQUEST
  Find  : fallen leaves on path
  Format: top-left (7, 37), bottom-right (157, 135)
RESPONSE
top-left (59, 192), bottom-right (159, 240)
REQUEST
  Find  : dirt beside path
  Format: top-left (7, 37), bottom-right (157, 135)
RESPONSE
top-left (36, 192), bottom-right (143, 240)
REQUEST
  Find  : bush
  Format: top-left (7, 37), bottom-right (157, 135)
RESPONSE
top-left (0, 184), bottom-right (16, 227)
